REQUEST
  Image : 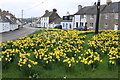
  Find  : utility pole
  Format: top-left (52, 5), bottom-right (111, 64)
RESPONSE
top-left (118, 2), bottom-right (120, 30)
top-left (95, 0), bottom-right (100, 34)
top-left (21, 9), bottom-right (23, 27)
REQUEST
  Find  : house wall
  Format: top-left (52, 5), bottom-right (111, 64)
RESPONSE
top-left (119, 13), bottom-right (120, 30)
top-left (87, 15), bottom-right (96, 30)
top-left (81, 15), bottom-right (87, 26)
top-left (99, 13), bottom-right (119, 30)
top-left (74, 15), bottom-right (80, 28)
top-left (10, 24), bottom-right (18, 31)
top-left (16, 20), bottom-right (22, 26)
top-left (40, 17), bottom-right (49, 28)
top-left (0, 22), bottom-right (10, 33)
top-left (61, 22), bottom-right (73, 29)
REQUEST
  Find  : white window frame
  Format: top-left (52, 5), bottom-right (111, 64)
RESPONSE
top-left (114, 24), bottom-right (118, 30)
top-left (63, 23), bottom-right (65, 27)
top-left (90, 23), bottom-right (94, 28)
top-left (90, 15), bottom-right (94, 19)
top-left (114, 13), bottom-right (118, 19)
top-left (105, 13), bottom-right (109, 19)
top-left (104, 23), bottom-right (108, 29)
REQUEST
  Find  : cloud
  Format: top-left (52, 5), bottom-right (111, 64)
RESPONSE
top-left (0, 0), bottom-right (119, 18)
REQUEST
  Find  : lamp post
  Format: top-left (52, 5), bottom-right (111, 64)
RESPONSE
top-left (95, 0), bottom-right (100, 34)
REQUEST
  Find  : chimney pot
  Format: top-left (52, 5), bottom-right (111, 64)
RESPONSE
top-left (78, 5), bottom-right (82, 11)
top-left (45, 10), bottom-right (49, 13)
top-left (53, 9), bottom-right (57, 12)
top-left (106, 0), bottom-right (112, 5)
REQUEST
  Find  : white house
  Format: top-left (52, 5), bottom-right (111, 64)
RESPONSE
top-left (0, 22), bottom-right (10, 33)
top-left (61, 15), bottom-right (74, 29)
top-left (80, 15), bottom-right (87, 27)
top-left (40, 9), bottom-right (62, 29)
top-left (0, 16), bottom-right (10, 33)
top-left (73, 5), bottom-right (82, 28)
top-left (0, 9), bottom-right (19, 33)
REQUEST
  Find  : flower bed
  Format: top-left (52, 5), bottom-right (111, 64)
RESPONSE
top-left (0, 29), bottom-right (119, 78)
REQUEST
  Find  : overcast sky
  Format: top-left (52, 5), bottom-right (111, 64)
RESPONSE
top-left (0, 0), bottom-right (119, 18)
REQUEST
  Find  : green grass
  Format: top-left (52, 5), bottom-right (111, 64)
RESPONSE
top-left (2, 30), bottom-right (119, 79)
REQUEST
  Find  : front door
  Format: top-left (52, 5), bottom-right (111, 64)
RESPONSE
top-left (114, 24), bottom-right (118, 30)
top-left (66, 24), bottom-right (68, 29)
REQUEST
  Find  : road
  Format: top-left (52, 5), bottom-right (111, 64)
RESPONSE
top-left (1, 25), bottom-right (44, 42)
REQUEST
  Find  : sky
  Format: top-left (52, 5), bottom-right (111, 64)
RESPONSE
top-left (0, 0), bottom-right (119, 18)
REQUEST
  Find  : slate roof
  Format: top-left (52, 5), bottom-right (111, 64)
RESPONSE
top-left (0, 16), bottom-right (14, 24)
top-left (74, 2), bottom-right (120, 15)
top-left (50, 18), bottom-right (62, 24)
top-left (42, 12), bottom-right (52, 17)
top-left (41, 9), bottom-right (61, 24)
top-left (61, 20), bottom-right (72, 22)
top-left (0, 10), bottom-right (17, 24)
top-left (101, 2), bottom-right (120, 13)
top-left (75, 5), bottom-right (106, 15)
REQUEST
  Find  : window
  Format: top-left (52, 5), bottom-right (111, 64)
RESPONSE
top-left (90, 23), bottom-right (94, 27)
top-left (80, 22), bottom-right (84, 26)
top-left (64, 16), bottom-right (68, 20)
top-left (90, 15), bottom-right (94, 19)
top-left (70, 24), bottom-right (72, 28)
top-left (66, 23), bottom-right (68, 29)
top-left (104, 23), bottom-right (108, 29)
top-left (63, 23), bottom-right (65, 27)
top-left (69, 16), bottom-right (72, 20)
top-left (105, 13), bottom-right (109, 19)
top-left (85, 22), bottom-right (87, 26)
top-left (80, 22), bottom-right (82, 26)
top-left (81, 15), bottom-right (84, 19)
top-left (114, 24), bottom-right (118, 30)
top-left (114, 13), bottom-right (118, 19)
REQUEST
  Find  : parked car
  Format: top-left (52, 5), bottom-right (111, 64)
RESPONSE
top-left (74, 26), bottom-right (87, 31)
top-left (54, 25), bottom-right (62, 29)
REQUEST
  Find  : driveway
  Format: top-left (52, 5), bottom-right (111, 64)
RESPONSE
top-left (1, 26), bottom-right (44, 42)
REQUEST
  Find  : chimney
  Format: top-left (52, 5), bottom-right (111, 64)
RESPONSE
top-left (66, 11), bottom-right (70, 16)
top-left (6, 11), bottom-right (9, 13)
top-left (45, 10), bottom-right (49, 13)
top-left (106, 0), bottom-right (112, 5)
top-left (78, 5), bottom-right (82, 11)
top-left (3, 10), bottom-right (6, 13)
top-left (94, 2), bottom-right (96, 6)
top-left (53, 8), bottom-right (57, 13)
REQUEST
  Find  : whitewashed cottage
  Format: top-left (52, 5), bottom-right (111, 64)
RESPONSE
top-left (40, 9), bottom-right (62, 29)
top-left (61, 14), bottom-right (74, 29)
top-left (0, 9), bottom-right (20, 33)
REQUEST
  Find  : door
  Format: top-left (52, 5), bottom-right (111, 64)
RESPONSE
top-left (76, 22), bottom-right (78, 28)
top-left (114, 24), bottom-right (118, 30)
top-left (66, 23), bottom-right (68, 29)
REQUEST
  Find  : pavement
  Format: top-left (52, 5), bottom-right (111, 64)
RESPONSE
top-left (1, 25), bottom-right (44, 42)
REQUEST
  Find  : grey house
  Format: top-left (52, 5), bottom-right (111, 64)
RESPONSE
top-left (74, 0), bottom-right (120, 30)
top-left (100, 2), bottom-right (120, 30)
top-left (74, 4), bottom-right (105, 30)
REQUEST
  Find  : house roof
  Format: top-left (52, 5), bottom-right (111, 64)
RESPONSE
top-left (74, 2), bottom-right (120, 15)
top-left (50, 18), bottom-right (62, 24)
top-left (61, 20), bottom-right (72, 22)
top-left (0, 16), bottom-right (14, 24)
top-left (0, 10), bottom-right (17, 24)
top-left (101, 2), bottom-right (120, 13)
top-left (42, 12), bottom-right (52, 17)
top-left (75, 5), bottom-right (106, 15)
